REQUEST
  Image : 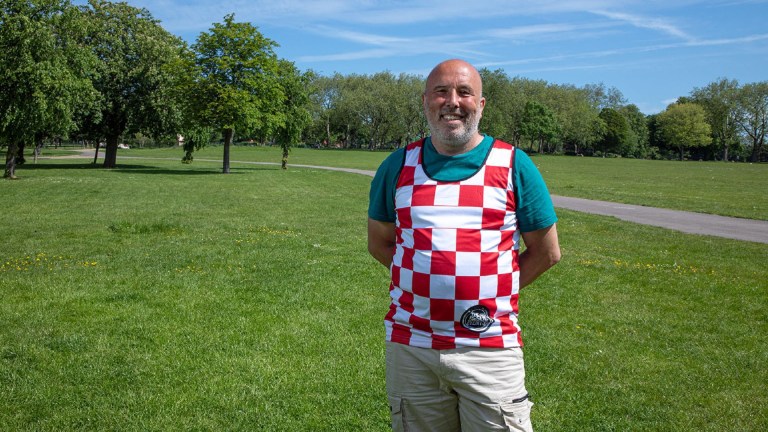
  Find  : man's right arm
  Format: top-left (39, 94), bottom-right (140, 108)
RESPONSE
top-left (367, 218), bottom-right (396, 268)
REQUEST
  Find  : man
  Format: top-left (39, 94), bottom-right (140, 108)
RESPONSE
top-left (367, 59), bottom-right (561, 431)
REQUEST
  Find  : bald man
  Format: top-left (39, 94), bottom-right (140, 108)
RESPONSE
top-left (367, 59), bottom-right (561, 431)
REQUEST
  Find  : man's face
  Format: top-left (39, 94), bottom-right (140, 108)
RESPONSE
top-left (423, 61), bottom-right (485, 151)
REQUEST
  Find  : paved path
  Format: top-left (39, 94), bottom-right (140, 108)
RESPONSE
top-left (51, 151), bottom-right (768, 244)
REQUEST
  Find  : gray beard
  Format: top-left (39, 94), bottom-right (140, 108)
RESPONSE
top-left (427, 115), bottom-right (480, 149)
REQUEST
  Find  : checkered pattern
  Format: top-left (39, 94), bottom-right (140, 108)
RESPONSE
top-left (386, 139), bottom-right (522, 349)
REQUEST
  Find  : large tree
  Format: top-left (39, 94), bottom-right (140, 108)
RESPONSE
top-left (189, 13), bottom-right (281, 173)
top-left (519, 101), bottom-right (558, 153)
top-left (1, 0), bottom-right (96, 178)
top-left (273, 60), bottom-right (312, 169)
top-left (618, 104), bottom-right (650, 158)
top-left (657, 103), bottom-right (712, 160)
top-left (82, 0), bottom-right (183, 168)
top-left (691, 78), bottom-right (740, 161)
top-left (597, 108), bottom-right (629, 156)
top-left (734, 82), bottom-right (768, 162)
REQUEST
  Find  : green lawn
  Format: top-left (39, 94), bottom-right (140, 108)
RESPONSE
top-left (2, 153), bottom-right (766, 431)
top-left (75, 144), bottom-right (768, 220)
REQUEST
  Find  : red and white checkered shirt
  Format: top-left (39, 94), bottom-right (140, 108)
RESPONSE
top-left (385, 138), bottom-right (522, 349)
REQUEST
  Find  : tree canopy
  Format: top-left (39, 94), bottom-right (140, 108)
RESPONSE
top-left (1, 0), bottom-right (96, 178)
top-left (82, 0), bottom-right (184, 168)
top-left (187, 13), bottom-right (281, 173)
top-left (2, 0), bottom-right (768, 181)
top-left (657, 103), bottom-right (712, 161)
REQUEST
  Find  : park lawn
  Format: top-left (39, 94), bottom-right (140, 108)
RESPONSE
top-left (90, 144), bottom-right (768, 220)
top-left (1, 156), bottom-right (766, 431)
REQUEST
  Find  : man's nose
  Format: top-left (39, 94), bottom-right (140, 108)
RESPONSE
top-left (445, 89), bottom-right (460, 107)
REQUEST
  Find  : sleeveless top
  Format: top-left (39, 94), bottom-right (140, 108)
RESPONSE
top-left (385, 138), bottom-right (523, 349)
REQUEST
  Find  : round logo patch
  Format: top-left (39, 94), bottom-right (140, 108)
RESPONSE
top-left (460, 305), bottom-right (495, 333)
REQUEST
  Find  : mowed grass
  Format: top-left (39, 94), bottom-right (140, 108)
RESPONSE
top-left (1, 154), bottom-right (766, 431)
top-left (100, 144), bottom-right (768, 220)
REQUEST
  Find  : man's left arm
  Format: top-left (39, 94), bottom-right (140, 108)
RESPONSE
top-left (518, 224), bottom-right (561, 288)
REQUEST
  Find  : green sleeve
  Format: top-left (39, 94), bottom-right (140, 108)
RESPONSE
top-left (513, 149), bottom-right (558, 232)
top-left (368, 148), bottom-right (405, 222)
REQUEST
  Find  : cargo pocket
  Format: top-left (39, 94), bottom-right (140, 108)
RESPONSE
top-left (500, 398), bottom-right (533, 431)
top-left (388, 396), bottom-right (408, 432)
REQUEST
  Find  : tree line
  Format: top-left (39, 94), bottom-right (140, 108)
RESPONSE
top-left (2, 1), bottom-right (766, 179)
top-left (310, 72), bottom-right (767, 164)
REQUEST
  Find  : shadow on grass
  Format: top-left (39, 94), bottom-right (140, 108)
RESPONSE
top-left (21, 162), bottom-right (279, 176)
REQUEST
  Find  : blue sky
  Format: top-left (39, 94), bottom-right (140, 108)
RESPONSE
top-left (76, 0), bottom-right (767, 114)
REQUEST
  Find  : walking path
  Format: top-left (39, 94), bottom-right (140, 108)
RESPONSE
top-left (51, 151), bottom-right (768, 244)
top-left (281, 163), bottom-right (768, 244)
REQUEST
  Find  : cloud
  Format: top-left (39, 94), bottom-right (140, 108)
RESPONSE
top-left (590, 10), bottom-right (695, 41)
top-left (296, 26), bottom-right (488, 62)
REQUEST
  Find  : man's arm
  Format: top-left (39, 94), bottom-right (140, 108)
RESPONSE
top-left (519, 223), bottom-right (561, 288)
top-left (368, 218), bottom-right (396, 268)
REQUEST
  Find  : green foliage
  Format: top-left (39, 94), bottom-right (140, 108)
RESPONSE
top-left (305, 71), bottom-right (426, 149)
top-left (81, 0), bottom-right (185, 168)
top-left (657, 103), bottom-right (712, 160)
top-left (734, 82), bottom-right (768, 162)
top-left (0, 0), bottom-right (96, 177)
top-left (691, 78), bottom-right (740, 161)
top-left (188, 13), bottom-right (281, 172)
top-left (598, 108), bottom-right (630, 155)
top-left (520, 100), bottom-right (559, 153)
top-left (274, 61), bottom-right (313, 169)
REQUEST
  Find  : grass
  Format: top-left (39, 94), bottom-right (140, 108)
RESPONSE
top-left (1, 153), bottom-right (766, 431)
top-left (76, 144), bottom-right (768, 220)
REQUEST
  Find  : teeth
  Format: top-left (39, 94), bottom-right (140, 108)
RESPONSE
top-left (443, 115), bottom-right (462, 120)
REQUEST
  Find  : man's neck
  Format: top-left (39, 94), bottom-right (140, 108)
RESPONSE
top-left (431, 133), bottom-right (484, 156)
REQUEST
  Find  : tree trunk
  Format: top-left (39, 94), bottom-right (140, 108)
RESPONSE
top-left (222, 127), bottom-right (233, 174)
top-left (33, 135), bottom-right (44, 164)
top-left (16, 142), bottom-right (27, 166)
top-left (749, 133), bottom-right (764, 162)
top-left (4, 142), bottom-right (19, 179)
top-left (281, 145), bottom-right (289, 170)
top-left (93, 142), bottom-right (101, 165)
top-left (103, 135), bottom-right (119, 168)
top-left (325, 119), bottom-right (332, 148)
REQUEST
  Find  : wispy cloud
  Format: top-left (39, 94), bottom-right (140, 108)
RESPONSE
top-left (475, 33), bottom-right (768, 69)
top-left (590, 10), bottom-right (695, 41)
top-left (297, 26), bottom-right (488, 62)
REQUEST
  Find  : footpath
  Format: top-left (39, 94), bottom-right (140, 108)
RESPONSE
top-left (288, 163), bottom-right (768, 245)
top-left (52, 151), bottom-right (768, 245)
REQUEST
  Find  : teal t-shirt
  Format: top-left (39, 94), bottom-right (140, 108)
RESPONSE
top-left (368, 135), bottom-right (557, 233)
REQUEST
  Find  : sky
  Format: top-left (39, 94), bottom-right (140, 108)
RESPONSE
top-left (74, 0), bottom-right (768, 114)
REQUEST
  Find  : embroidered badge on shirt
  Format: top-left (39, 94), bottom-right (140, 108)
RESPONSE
top-left (460, 305), bottom-right (495, 333)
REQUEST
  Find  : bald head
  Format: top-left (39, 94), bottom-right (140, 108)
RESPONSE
top-left (425, 59), bottom-right (483, 98)
top-left (422, 59), bottom-right (486, 155)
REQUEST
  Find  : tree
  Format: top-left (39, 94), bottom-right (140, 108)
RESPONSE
top-left (81, 0), bottom-right (184, 169)
top-left (657, 103), bottom-right (712, 160)
top-left (1, 0), bottom-right (96, 178)
top-left (391, 73), bottom-right (426, 147)
top-left (479, 68), bottom-right (520, 144)
top-left (618, 104), bottom-right (650, 157)
top-left (585, 83), bottom-right (627, 110)
top-left (734, 82), bottom-right (768, 162)
top-left (307, 74), bottom-right (341, 147)
top-left (189, 13), bottom-right (281, 173)
top-left (691, 78), bottom-right (740, 161)
top-left (597, 108), bottom-right (629, 156)
top-left (519, 101), bottom-right (558, 153)
top-left (273, 60), bottom-right (312, 169)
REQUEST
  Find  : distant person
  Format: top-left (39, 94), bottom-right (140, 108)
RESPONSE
top-left (367, 59), bottom-right (561, 431)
